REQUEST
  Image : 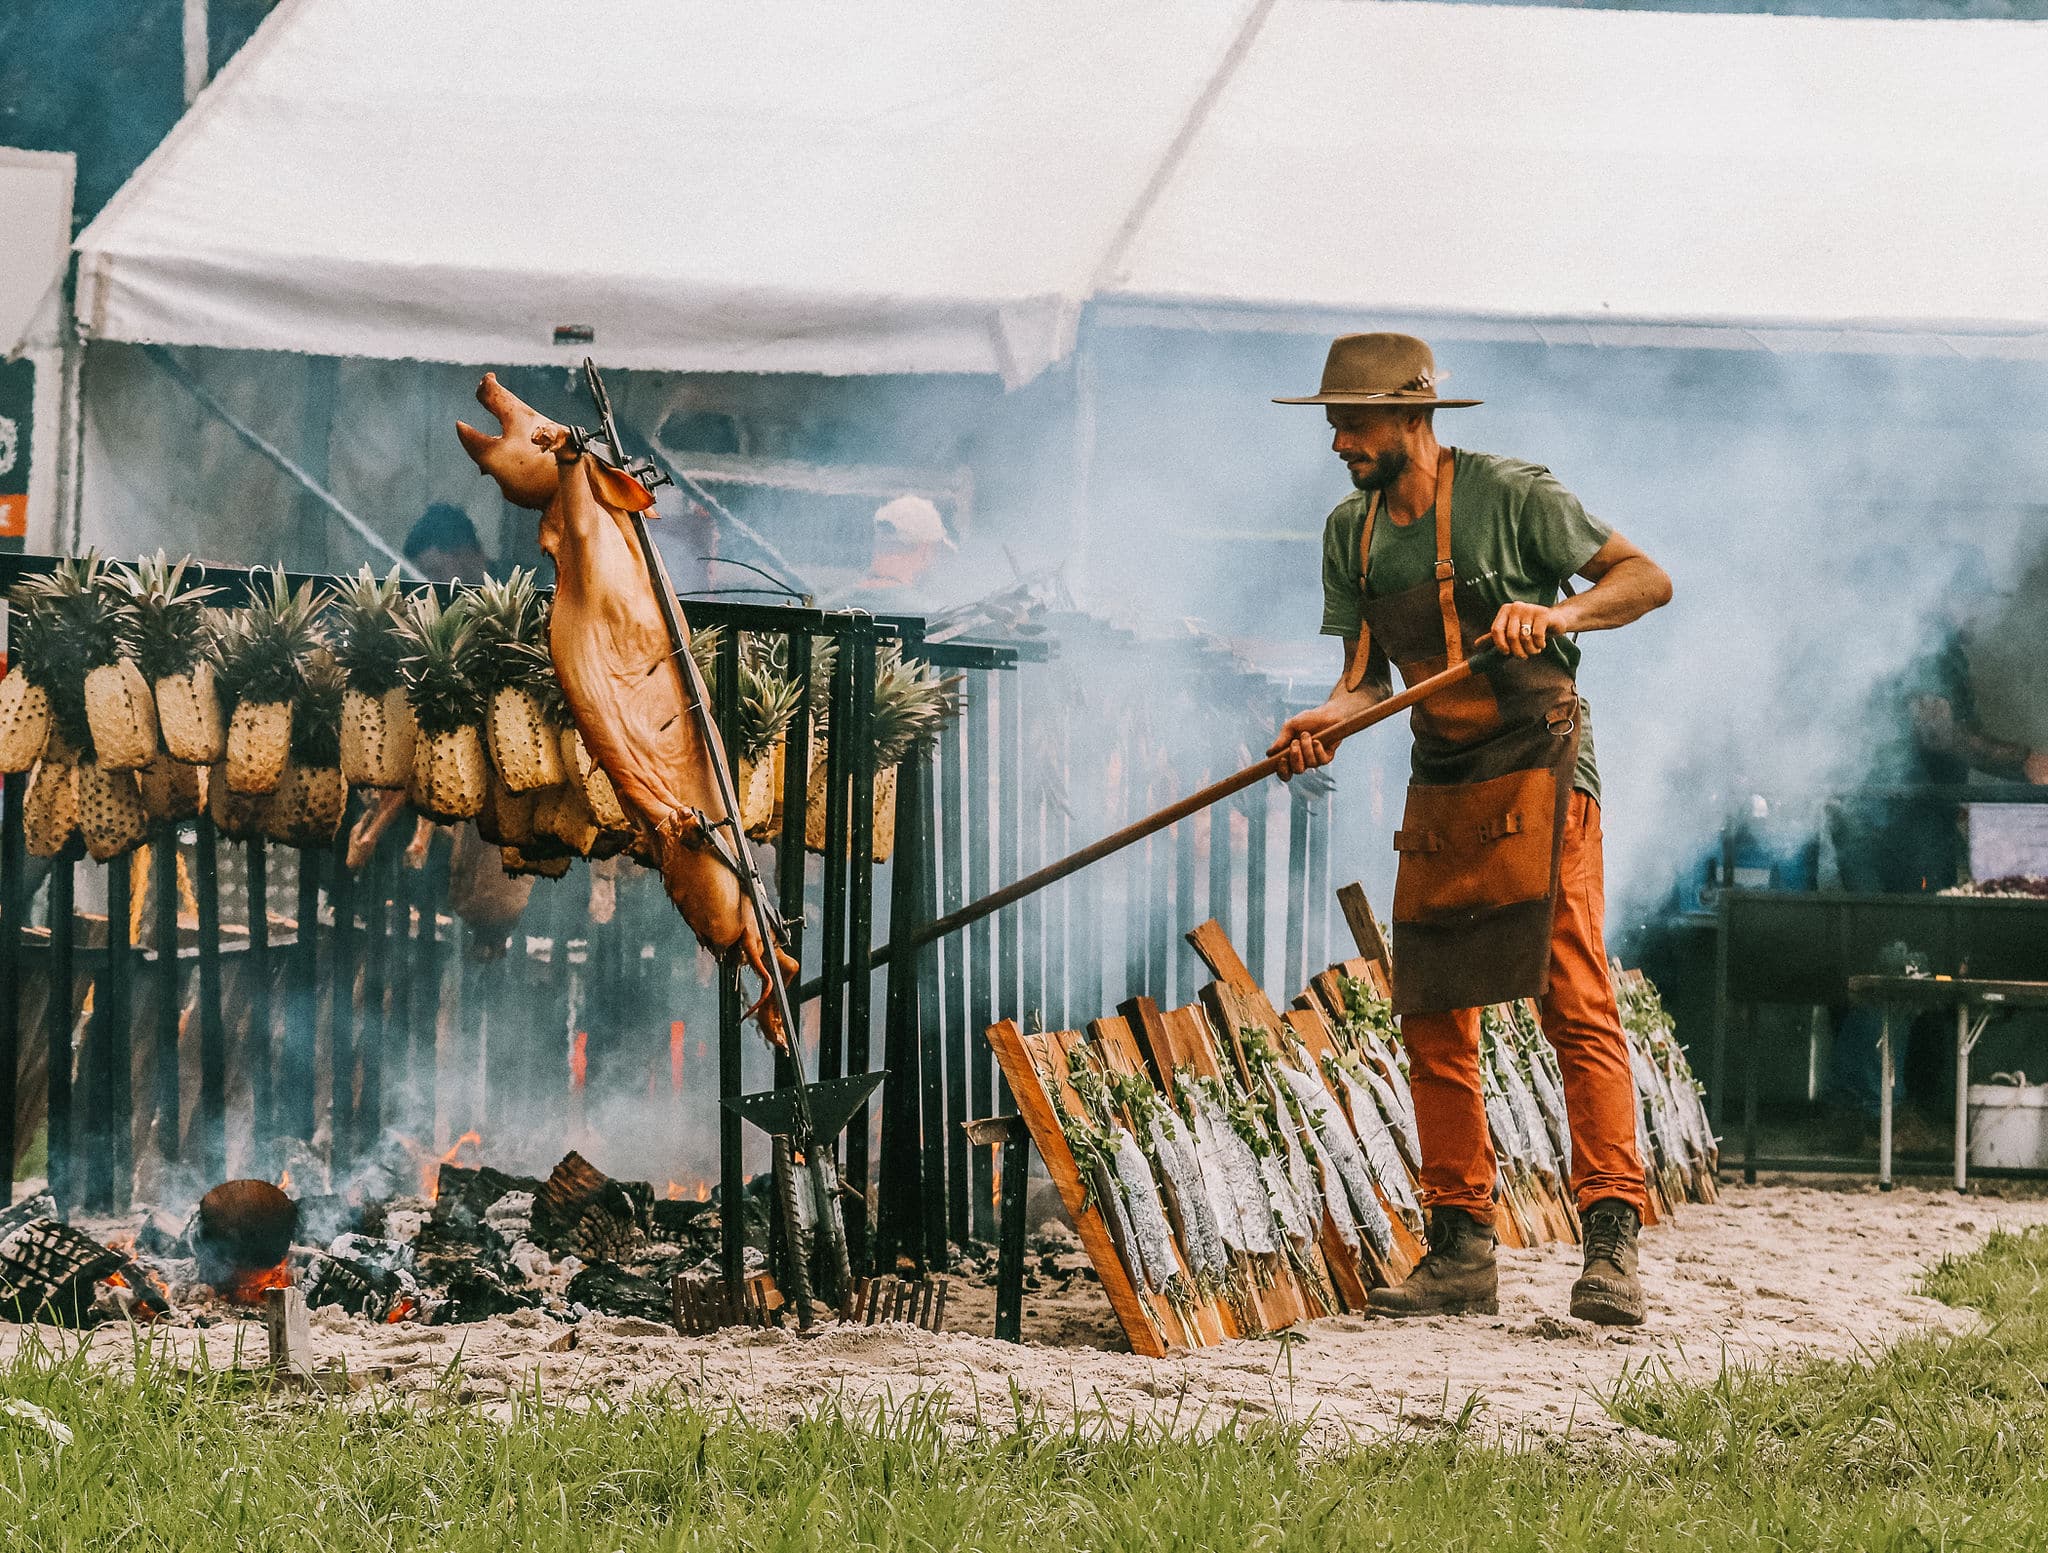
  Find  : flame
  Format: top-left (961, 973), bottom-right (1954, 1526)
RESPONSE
top-left (665, 1180), bottom-right (684, 1200)
top-left (695, 1180), bottom-right (710, 1203)
top-left (669, 1021), bottom-right (687, 1093)
top-left (424, 1130), bottom-right (484, 1197)
top-left (222, 1260), bottom-right (295, 1306)
top-left (383, 1298), bottom-right (416, 1324)
top-left (277, 1166), bottom-right (293, 1193)
top-left (569, 1030), bottom-right (588, 1091)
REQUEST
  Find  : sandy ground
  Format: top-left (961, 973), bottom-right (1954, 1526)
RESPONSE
top-left (10, 1177), bottom-right (2045, 1450)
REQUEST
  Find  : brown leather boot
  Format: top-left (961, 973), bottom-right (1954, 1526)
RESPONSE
top-left (1366, 1206), bottom-right (1498, 1318)
top-left (1569, 1198), bottom-right (1647, 1326)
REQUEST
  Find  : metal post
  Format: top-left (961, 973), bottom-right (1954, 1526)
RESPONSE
top-left (283, 850), bottom-right (320, 1141)
top-left (101, 853), bottom-right (135, 1210)
top-left (998, 672), bottom-right (1021, 1025)
top-left (1244, 788), bottom-right (1268, 998)
top-left (356, 842), bottom-right (390, 1155)
top-left (997, 1124), bottom-right (1028, 1343)
top-left (713, 627), bottom-right (745, 1293)
top-left (777, 631), bottom-right (813, 964)
top-left (45, 855), bottom-right (75, 1211)
top-left (1956, 1002), bottom-right (1970, 1195)
top-left (194, 819), bottom-right (225, 1186)
top-left (246, 837), bottom-right (272, 1164)
top-left (845, 630), bottom-right (879, 1207)
top-left (326, 839), bottom-right (356, 1173)
top-left (818, 638), bottom-right (854, 1091)
top-left (1743, 1004), bottom-right (1759, 1187)
top-left (939, 713), bottom-right (969, 1246)
top-left (876, 747), bottom-right (925, 1271)
top-left (965, 669), bottom-right (995, 1240)
top-left (1307, 786), bottom-right (1332, 974)
top-left (1284, 785), bottom-right (1310, 996)
top-left (0, 771), bottom-right (23, 1204)
top-left (1876, 1009), bottom-right (1892, 1191)
top-left (151, 829), bottom-right (181, 1164)
top-left (1173, 810), bottom-right (1196, 1005)
top-left (1148, 824), bottom-right (1172, 1005)
top-left (1208, 792), bottom-right (1233, 951)
top-left (916, 750), bottom-right (948, 1268)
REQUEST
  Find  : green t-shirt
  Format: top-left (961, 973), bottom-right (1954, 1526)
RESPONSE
top-left (1319, 448), bottom-right (1610, 801)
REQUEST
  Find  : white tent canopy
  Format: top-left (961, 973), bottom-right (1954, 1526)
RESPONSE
top-left (2, 148), bottom-right (75, 357)
top-left (1104, 1), bottom-right (2048, 358)
top-left (74, 0), bottom-right (2048, 378)
top-left (74, 0), bottom-right (1257, 386)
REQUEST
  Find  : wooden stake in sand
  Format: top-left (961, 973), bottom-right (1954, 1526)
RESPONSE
top-left (265, 1286), bottom-right (313, 1379)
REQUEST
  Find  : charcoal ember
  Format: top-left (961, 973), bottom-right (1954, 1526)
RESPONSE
top-left (648, 1198), bottom-right (715, 1251)
top-left (563, 1263), bottom-right (673, 1324)
top-left (529, 1152), bottom-right (645, 1260)
top-left (410, 1217), bottom-right (510, 1290)
top-left (307, 1251), bottom-right (415, 1320)
top-left (433, 1164), bottom-right (542, 1230)
top-left (328, 1233), bottom-right (414, 1278)
top-left (434, 1264), bottom-right (536, 1324)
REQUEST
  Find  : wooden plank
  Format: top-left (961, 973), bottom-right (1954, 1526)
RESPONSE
top-left (1084, 1016), bottom-right (1233, 1344)
top-left (983, 1020), bottom-right (1170, 1358)
top-left (1336, 884), bottom-right (1392, 972)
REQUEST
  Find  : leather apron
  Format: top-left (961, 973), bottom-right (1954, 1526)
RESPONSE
top-left (1350, 449), bottom-right (1583, 1015)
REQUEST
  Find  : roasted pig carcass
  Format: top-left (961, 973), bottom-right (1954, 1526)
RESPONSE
top-left (457, 374), bottom-right (795, 1037)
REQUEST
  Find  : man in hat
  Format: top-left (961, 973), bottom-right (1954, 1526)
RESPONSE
top-left (1269, 333), bottom-right (1673, 1326)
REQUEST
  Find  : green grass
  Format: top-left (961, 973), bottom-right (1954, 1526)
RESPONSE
top-left (7, 1229), bottom-right (2048, 1549)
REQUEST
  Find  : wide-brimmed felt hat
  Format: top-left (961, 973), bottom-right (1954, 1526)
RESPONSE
top-left (1273, 332), bottom-right (1481, 408)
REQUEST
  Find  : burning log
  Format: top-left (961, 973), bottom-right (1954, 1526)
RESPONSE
top-left (0, 1193), bottom-right (126, 1324)
top-left (529, 1150), bottom-right (647, 1263)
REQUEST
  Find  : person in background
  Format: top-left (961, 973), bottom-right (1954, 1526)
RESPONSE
top-left (1823, 547), bottom-right (2048, 1148)
top-left (403, 502), bottom-right (492, 584)
top-left (825, 495), bottom-right (956, 609)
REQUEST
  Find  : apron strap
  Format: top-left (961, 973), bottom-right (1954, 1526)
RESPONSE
top-left (1342, 490), bottom-right (1383, 693)
top-left (1433, 447), bottom-right (1459, 667)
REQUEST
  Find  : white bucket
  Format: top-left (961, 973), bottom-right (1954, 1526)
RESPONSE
top-left (1967, 1073), bottom-right (2048, 1171)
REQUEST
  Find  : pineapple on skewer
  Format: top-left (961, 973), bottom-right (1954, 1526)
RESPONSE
top-left (0, 575), bottom-right (56, 772)
top-left (558, 725), bottom-right (630, 832)
top-left (215, 567), bottom-right (329, 795)
top-left (266, 654), bottom-right (348, 847)
top-left (116, 552), bottom-right (224, 764)
top-left (468, 569), bottom-right (567, 793)
top-left (135, 751), bottom-right (203, 823)
top-left (397, 593), bottom-right (489, 822)
top-left (76, 757), bottom-right (149, 861)
top-left (328, 565), bottom-right (418, 788)
top-left (23, 732), bottom-right (79, 858)
top-left (736, 636), bottom-right (803, 839)
top-left (12, 554), bottom-right (156, 773)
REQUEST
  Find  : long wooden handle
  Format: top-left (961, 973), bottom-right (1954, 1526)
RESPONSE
top-left (796, 648), bottom-right (1489, 1000)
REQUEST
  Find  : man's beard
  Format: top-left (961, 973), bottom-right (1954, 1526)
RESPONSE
top-left (1348, 448), bottom-right (1409, 492)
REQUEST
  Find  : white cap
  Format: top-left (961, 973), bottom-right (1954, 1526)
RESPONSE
top-left (873, 495), bottom-right (955, 550)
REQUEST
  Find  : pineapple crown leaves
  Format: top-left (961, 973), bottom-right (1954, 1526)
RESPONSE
top-left (395, 592), bottom-right (487, 735)
top-left (291, 653), bottom-right (345, 768)
top-left (214, 567), bottom-right (330, 707)
top-left (8, 552), bottom-right (139, 752)
top-left (113, 551), bottom-right (221, 681)
top-left (326, 564), bottom-right (414, 699)
top-left (464, 569), bottom-right (555, 698)
top-left (680, 626), bottom-right (804, 761)
top-left (870, 647), bottom-right (960, 768)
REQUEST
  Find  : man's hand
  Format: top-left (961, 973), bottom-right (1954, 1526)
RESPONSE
top-left (2026, 750), bottom-right (2048, 786)
top-left (1268, 699), bottom-right (1361, 779)
top-left (1488, 600), bottom-right (1568, 659)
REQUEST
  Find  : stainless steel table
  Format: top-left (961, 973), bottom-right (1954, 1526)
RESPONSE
top-left (1846, 975), bottom-right (2048, 1192)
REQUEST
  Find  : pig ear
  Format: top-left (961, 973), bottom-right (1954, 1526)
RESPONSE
top-left (587, 459), bottom-right (658, 514)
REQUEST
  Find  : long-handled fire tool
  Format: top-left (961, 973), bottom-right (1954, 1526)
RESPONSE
top-left (798, 642), bottom-right (1504, 999)
top-left (576, 361), bottom-right (867, 1326)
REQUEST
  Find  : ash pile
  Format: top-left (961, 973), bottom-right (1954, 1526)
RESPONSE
top-left (5, 1151), bottom-right (766, 1331)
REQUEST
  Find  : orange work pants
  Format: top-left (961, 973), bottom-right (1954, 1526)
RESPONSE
top-left (1400, 791), bottom-right (1646, 1219)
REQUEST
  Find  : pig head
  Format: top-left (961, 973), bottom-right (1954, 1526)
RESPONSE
top-left (458, 374), bottom-right (797, 1040)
